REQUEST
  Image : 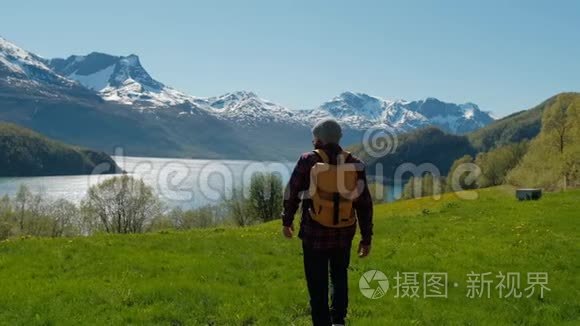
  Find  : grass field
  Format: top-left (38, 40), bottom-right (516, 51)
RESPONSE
top-left (0, 186), bottom-right (578, 325)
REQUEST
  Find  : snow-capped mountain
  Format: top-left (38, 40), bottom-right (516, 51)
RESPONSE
top-left (0, 36), bottom-right (87, 98)
top-left (1, 36), bottom-right (494, 138)
top-left (188, 90), bottom-right (493, 133)
top-left (298, 92), bottom-right (494, 134)
top-left (49, 52), bottom-right (197, 108)
top-left (41, 48), bottom-right (494, 133)
top-left (403, 97), bottom-right (494, 133)
top-left (199, 91), bottom-right (300, 124)
top-left (298, 92), bottom-right (427, 130)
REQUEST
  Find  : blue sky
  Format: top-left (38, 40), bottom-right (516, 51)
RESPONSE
top-left (1, 0), bottom-right (579, 116)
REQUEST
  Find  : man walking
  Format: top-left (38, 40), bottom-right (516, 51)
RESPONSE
top-left (282, 119), bottom-right (373, 326)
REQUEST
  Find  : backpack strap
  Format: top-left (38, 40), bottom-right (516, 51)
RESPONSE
top-left (313, 149), bottom-right (329, 164)
top-left (314, 149), bottom-right (350, 164)
top-left (338, 150), bottom-right (351, 165)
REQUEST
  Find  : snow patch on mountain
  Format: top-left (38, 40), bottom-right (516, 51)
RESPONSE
top-left (463, 107), bottom-right (475, 119)
top-left (298, 92), bottom-right (426, 130)
top-left (99, 78), bottom-right (197, 108)
top-left (298, 92), bottom-right (494, 133)
top-left (0, 37), bottom-right (44, 73)
top-left (68, 64), bottom-right (115, 91)
top-left (196, 91), bottom-right (300, 125)
top-left (0, 36), bottom-right (75, 88)
top-left (318, 92), bottom-right (387, 120)
top-left (198, 90), bottom-right (494, 133)
top-left (49, 52), bottom-right (198, 108)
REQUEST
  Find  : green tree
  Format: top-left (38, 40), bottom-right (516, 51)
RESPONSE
top-left (0, 195), bottom-right (14, 240)
top-left (47, 199), bottom-right (80, 237)
top-left (81, 175), bottom-right (162, 234)
top-left (508, 94), bottom-right (580, 190)
top-left (401, 176), bottom-right (417, 199)
top-left (368, 182), bottom-right (387, 203)
top-left (248, 173), bottom-right (283, 222)
top-left (401, 173), bottom-right (445, 200)
top-left (446, 155), bottom-right (478, 192)
top-left (543, 96), bottom-right (573, 154)
top-left (225, 188), bottom-right (254, 227)
top-left (14, 185), bottom-right (32, 232)
top-left (475, 142), bottom-right (528, 188)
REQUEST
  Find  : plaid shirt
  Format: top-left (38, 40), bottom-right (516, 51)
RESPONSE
top-left (282, 144), bottom-right (373, 249)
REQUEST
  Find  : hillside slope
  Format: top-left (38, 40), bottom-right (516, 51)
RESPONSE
top-left (467, 93), bottom-right (580, 151)
top-left (351, 126), bottom-right (476, 178)
top-left (507, 93), bottom-right (580, 190)
top-left (0, 187), bottom-right (577, 324)
top-left (0, 122), bottom-right (120, 176)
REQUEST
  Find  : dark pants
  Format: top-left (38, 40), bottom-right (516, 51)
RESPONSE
top-left (302, 242), bottom-right (351, 326)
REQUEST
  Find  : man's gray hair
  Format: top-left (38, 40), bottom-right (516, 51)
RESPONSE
top-left (312, 118), bottom-right (343, 144)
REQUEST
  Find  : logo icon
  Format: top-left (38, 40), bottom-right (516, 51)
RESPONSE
top-left (362, 127), bottom-right (398, 158)
top-left (359, 270), bottom-right (389, 299)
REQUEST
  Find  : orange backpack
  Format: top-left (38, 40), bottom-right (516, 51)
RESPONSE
top-left (308, 149), bottom-right (362, 228)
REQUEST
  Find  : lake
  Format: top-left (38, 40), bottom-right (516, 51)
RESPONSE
top-left (0, 156), bottom-right (295, 210)
top-left (0, 156), bottom-right (398, 210)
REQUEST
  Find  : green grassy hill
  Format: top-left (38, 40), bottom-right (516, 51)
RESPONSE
top-left (0, 122), bottom-right (120, 176)
top-left (467, 94), bottom-right (562, 152)
top-left (0, 187), bottom-right (578, 325)
top-left (463, 92), bottom-right (580, 153)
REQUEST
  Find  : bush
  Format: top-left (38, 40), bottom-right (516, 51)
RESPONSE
top-left (223, 172), bottom-right (284, 226)
top-left (446, 155), bottom-right (479, 192)
top-left (248, 173), bottom-right (283, 222)
top-left (47, 199), bottom-right (80, 237)
top-left (225, 188), bottom-right (254, 227)
top-left (475, 142), bottom-right (528, 188)
top-left (368, 182), bottom-right (387, 203)
top-left (0, 185), bottom-right (82, 239)
top-left (401, 173), bottom-right (446, 200)
top-left (81, 175), bottom-right (162, 234)
top-left (162, 205), bottom-right (222, 230)
top-left (0, 173), bottom-right (286, 238)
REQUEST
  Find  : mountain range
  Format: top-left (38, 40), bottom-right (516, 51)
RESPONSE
top-left (44, 49), bottom-right (494, 133)
top-left (0, 36), bottom-right (495, 160)
top-left (351, 92), bottom-right (580, 182)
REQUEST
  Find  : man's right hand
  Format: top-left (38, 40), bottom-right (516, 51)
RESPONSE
top-left (358, 243), bottom-right (371, 258)
top-left (282, 225), bottom-right (294, 238)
